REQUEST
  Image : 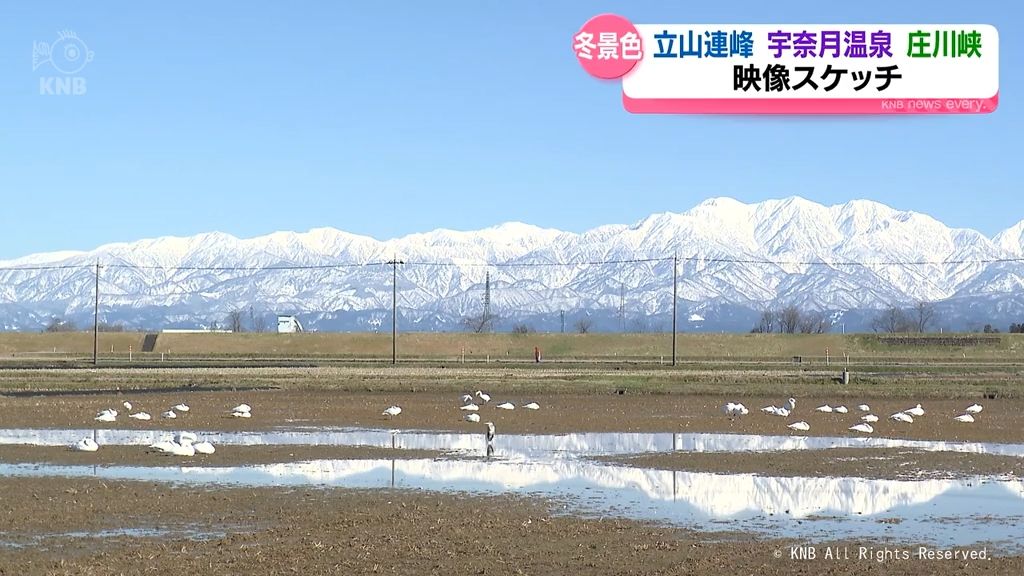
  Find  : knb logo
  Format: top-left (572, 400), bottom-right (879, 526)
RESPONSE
top-left (32, 30), bottom-right (93, 96)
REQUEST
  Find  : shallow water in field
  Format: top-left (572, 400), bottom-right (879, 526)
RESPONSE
top-left (4, 427), bottom-right (1024, 460)
top-left (3, 427), bottom-right (1024, 552)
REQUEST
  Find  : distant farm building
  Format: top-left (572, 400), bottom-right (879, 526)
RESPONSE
top-left (277, 315), bottom-right (303, 333)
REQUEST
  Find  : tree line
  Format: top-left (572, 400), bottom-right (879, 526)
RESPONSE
top-left (750, 305), bottom-right (830, 334)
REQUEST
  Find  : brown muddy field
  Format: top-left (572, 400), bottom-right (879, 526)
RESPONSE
top-left (2, 388), bottom-right (1023, 574)
top-left (1, 476), bottom-right (1021, 576)
top-left (0, 389), bottom-right (1019, 442)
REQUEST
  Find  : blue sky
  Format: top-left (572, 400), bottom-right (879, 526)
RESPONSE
top-left (0, 1), bottom-right (1016, 259)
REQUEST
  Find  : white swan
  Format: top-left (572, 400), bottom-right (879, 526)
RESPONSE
top-left (905, 404), bottom-right (925, 417)
top-left (168, 440), bottom-right (195, 457)
top-left (954, 413), bottom-right (975, 423)
top-left (723, 402), bottom-right (749, 417)
top-left (761, 398), bottom-right (794, 417)
top-left (857, 404), bottom-right (870, 412)
top-left (123, 401), bottom-right (132, 411)
top-left (73, 437), bottom-right (99, 452)
top-left (485, 422), bottom-right (495, 442)
top-left (459, 403), bottom-right (480, 412)
top-left (382, 405), bottom-right (402, 418)
top-left (129, 412), bottom-right (151, 421)
top-left (193, 440), bottom-right (216, 454)
top-left (815, 405), bottom-right (833, 413)
top-left (849, 423), bottom-right (874, 434)
top-left (521, 402), bottom-right (541, 410)
top-left (161, 410), bottom-right (177, 419)
top-left (464, 413), bottom-right (481, 423)
top-left (890, 411), bottom-right (914, 423)
top-left (860, 414), bottom-right (879, 423)
top-left (965, 404), bottom-right (983, 414)
top-left (460, 394), bottom-right (473, 404)
top-left (476, 391), bottom-right (491, 403)
top-left (834, 405), bottom-right (849, 414)
top-left (149, 439), bottom-right (177, 453)
top-left (94, 410), bottom-right (117, 422)
top-left (175, 431), bottom-right (198, 444)
top-left (173, 403), bottom-right (190, 413)
top-left (231, 404), bottom-right (251, 414)
top-left (495, 402), bottom-right (515, 410)
top-left (787, 421), bottom-right (810, 431)
top-left (231, 410), bottom-right (251, 418)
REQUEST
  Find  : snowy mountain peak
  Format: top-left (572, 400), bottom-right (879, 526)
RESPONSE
top-left (1, 197), bottom-right (1023, 332)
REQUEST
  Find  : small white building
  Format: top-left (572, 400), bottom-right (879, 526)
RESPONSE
top-left (277, 315), bottom-right (303, 333)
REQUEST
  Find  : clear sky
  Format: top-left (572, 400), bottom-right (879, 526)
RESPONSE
top-left (0, 1), bottom-right (1016, 259)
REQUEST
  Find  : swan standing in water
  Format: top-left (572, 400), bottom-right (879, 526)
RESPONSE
top-left (787, 421), bottom-right (810, 432)
top-left (382, 405), bottom-right (402, 419)
top-left (73, 437), bottom-right (99, 452)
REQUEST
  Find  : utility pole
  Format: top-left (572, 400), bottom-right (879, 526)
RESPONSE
top-left (619, 279), bottom-right (625, 332)
top-left (388, 258), bottom-right (404, 365)
top-left (483, 271), bottom-right (492, 333)
top-left (93, 262), bottom-right (100, 366)
top-left (672, 254), bottom-right (678, 367)
top-left (560, 310), bottom-right (565, 333)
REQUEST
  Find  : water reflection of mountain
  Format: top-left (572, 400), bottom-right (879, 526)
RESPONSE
top-left (4, 428), bottom-right (1024, 460)
top-left (3, 457), bottom-right (1023, 551)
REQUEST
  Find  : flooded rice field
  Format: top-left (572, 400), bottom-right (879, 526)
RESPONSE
top-left (2, 390), bottom-right (1024, 574)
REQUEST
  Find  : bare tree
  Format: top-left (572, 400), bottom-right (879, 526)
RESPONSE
top-left (871, 306), bottom-right (910, 334)
top-left (511, 323), bottom-right (534, 334)
top-left (463, 312), bottom-right (497, 334)
top-left (779, 305), bottom-right (801, 334)
top-left (798, 311), bottom-right (828, 334)
top-left (628, 316), bottom-right (649, 333)
top-left (913, 301), bottom-right (935, 333)
top-left (44, 317), bottom-right (77, 332)
top-left (252, 314), bottom-right (267, 333)
top-left (574, 317), bottom-right (593, 334)
top-left (226, 309), bottom-right (244, 333)
top-left (752, 309), bottom-right (776, 333)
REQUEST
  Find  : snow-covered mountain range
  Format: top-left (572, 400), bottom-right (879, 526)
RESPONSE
top-left (3, 196), bottom-right (1024, 333)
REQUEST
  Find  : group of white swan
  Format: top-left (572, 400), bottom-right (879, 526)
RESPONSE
top-left (457, 391), bottom-right (539, 421)
top-left (724, 397), bottom-right (985, 435)
top-left (147, 431), bottom-right (216, 456)
top-left (75, 401), bottom-right (253, 453)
